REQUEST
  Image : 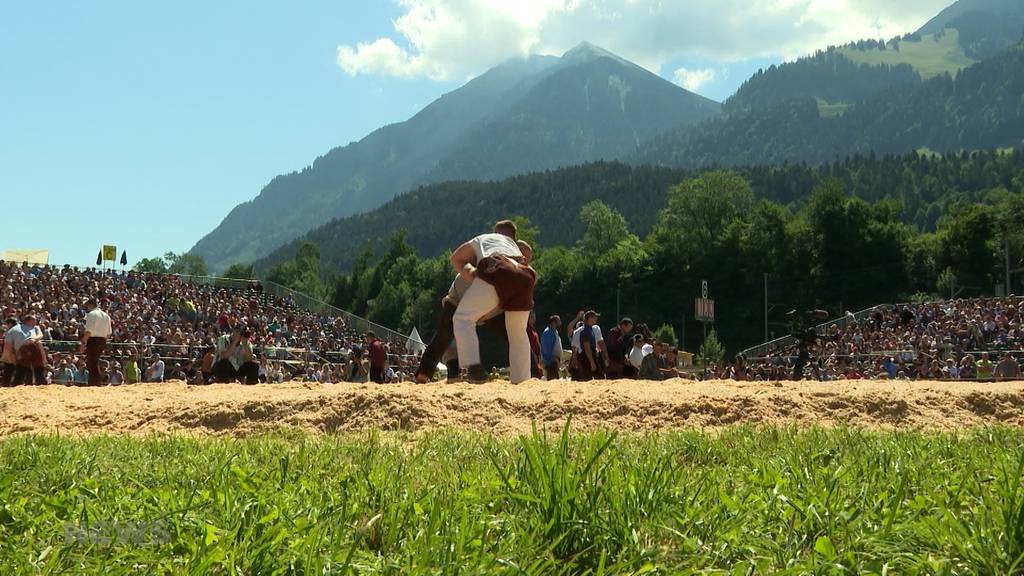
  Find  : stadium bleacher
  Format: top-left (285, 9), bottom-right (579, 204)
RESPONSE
top-left (0, 261), bottom-right (419, 384)
top-left (740, 297), bottom-right (1024, 381)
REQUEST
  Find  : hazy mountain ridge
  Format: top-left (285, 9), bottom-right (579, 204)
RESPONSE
top-left (191, 44), bottom-right (718, 271)
top-left (918, 0), bottom-right (1024, 59)
top-left (424, 45), bottom-right (720, 183)
top-left (633, 39), bottom-right (1024, 169)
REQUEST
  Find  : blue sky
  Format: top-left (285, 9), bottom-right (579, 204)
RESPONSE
top-left (0, 0), bottom-right (949, 268)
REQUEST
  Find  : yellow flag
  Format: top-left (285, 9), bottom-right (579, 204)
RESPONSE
top-left (102, 245), bottom-right (117, 261)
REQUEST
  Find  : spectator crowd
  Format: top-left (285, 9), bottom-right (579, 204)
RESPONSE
top-left (741, 297), bottom-right (1024, 381)
top-left (0, 261), bottom-right (417, 386)
top-left (2, 261), bottom-right (1022, 385)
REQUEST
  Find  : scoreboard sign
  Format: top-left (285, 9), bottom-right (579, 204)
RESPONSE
top-left (695, 297), bottom-right (715, 323)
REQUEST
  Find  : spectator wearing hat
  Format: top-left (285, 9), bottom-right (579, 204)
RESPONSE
top-left (80, 298), bottom-right (112, 386)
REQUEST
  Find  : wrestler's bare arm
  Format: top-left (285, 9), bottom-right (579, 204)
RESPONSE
top-left (450, 242), bottom-right (477, 277)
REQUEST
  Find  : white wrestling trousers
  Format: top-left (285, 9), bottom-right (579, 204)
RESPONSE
top-left (453, 279), bottom-right (531, 383)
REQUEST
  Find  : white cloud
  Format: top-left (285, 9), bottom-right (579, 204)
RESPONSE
top-left (673, 67), bottom-right (717, 92)
top-left (338, 0), bottom-right (952, 80)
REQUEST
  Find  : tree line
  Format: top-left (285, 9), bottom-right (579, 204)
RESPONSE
top-left (256, 148), bottom-right (1024, 276)
top-left (260, 170), bottom-right (1024, 355)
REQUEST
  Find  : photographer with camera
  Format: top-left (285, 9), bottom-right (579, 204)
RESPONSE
top-left (786, 309), bottom-right (829, 380)
top-left (212, 326), bottom-right (260, 384)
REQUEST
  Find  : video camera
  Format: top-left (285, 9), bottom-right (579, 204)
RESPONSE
top-left (785, 309), bottom-right (829, 380)
top-left (786, 309), bottom-right (829, 344)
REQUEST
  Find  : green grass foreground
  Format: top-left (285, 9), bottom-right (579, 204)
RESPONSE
top-left (2, 426), bottom-right (1024, 575)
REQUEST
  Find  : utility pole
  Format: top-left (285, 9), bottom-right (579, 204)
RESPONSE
top-left (763, 272), bottom-right (768, 343)
top-left (680, 312), bottom-right (685, 351)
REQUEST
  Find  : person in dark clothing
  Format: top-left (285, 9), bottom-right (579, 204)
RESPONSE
top-left (414, 295), bottom-right (508, 382)
top-left (577, 311), bottom-right (602, 381)
top-left (603, 318), bottom-right (633, 380)
top-left (527, 310), bottom-right (544, 379)
top-left (365, 331), bottom-right (388, 384)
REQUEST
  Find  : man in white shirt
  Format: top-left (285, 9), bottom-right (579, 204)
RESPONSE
top-left (80, 298), bottom-right (112, 386)
top-left (450, 220), bottom-right (534, 384)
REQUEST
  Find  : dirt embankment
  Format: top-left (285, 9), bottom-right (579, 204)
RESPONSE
top-left (1, 379), bottom-right (1023, 437)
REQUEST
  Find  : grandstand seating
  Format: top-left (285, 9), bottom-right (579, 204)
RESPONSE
top-left (0, 261), bottom-right (417, 383)
top-left (741, 297), bottom-right (1024, 381)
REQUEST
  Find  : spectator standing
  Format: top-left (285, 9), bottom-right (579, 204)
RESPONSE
top-left (628, 334), bottom-right (647, 375)
top-left (604, 318), bottom-right (633, 379)
top-left (574, 311), bottom-right (604, 381)
top-left (540, 315), bottom-right (563, 380)
top-left (365, 332), bottom-right (388, 384)
top-left (13, 314), bottom-right (46, 384)
top-left (1, 317), bottom-right (17, 385)
top-left (527, 311), bottom-right (543, 379)
top-left (80, 298), bottom-right (112, 387)
top-left (347, 348), bottom-right (368, 383)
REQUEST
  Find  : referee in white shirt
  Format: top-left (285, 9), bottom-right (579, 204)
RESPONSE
top-left (81, 298), bottom-right (112, 386)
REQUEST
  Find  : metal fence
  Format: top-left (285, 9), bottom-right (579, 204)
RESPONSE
top-left (741, 296), bottom-right (1024, 361)
top-left (740, 304), bottom-right (887, 359)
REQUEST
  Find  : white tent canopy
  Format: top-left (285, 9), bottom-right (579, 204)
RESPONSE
top-left (2, 249), bottom-right (49, 266)
top-left (407, 327), bottom-right (426, 355)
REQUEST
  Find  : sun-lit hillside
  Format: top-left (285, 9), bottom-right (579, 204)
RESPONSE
top-left (838, 29), bottom-right (977, 78)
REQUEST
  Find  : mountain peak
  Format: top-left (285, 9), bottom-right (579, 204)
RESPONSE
top-left (561, 42), bottom-right (632, 66)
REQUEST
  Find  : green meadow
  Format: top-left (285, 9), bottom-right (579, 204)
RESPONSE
top-left (2, 426), bottom-right (1024, 575)
top-left (838, 30), bottom-right (977, 79)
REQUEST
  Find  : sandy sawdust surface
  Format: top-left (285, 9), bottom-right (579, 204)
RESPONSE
top-left (1, 379), bottom-right (1024, 437)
